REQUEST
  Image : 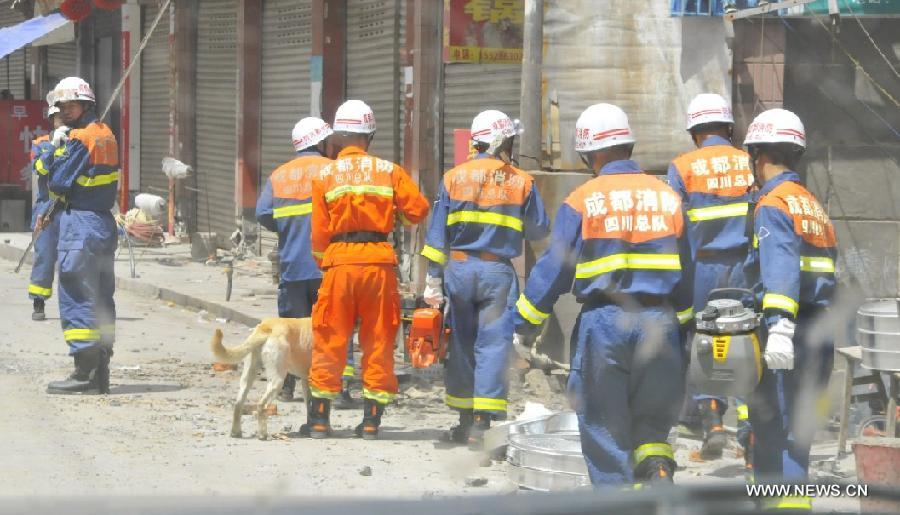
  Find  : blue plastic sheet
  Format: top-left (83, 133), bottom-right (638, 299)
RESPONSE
top-left (0, 12), bottom-right (69, 60)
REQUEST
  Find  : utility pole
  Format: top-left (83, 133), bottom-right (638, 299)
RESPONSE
top-left (518, 0), bottom-right (542, 171)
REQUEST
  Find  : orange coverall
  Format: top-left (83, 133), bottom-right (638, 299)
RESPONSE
top-left (309, 145), bottom-right (429, 404)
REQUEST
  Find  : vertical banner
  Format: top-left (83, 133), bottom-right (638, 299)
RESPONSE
top-left (443, 0), bottom-right (524, 64)
top-left (0, 100), bottom-right (49, 188)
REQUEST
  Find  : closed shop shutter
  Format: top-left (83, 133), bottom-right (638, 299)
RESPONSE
top-left (196, 0), bottom-right (238, 237)
top-left (46, 42), bottom-right (77, 88)
top-left (0, 7), bottom-right (27, 99)
top-left (442, 64), bottom-right (521, 172)
top-left (346, 0), bottom-right (404, 163)
top-left (259, 0), bottom-right (313, 253)
top-left (139, 2), bottom-right (171, 199)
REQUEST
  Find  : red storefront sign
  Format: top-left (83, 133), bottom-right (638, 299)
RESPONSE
top-left (0, 100), bottom-right (50, 189)
top-left (443, 0), bottom-right (524, 64)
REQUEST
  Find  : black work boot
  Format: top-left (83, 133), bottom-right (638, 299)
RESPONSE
top-left (299, 397), bottom-right (332, 438)
top-left (468, 411), bottom-right (492, 451)
top-left (445, 410), bottom-right (474, 444)
top-left (355, 399), bottom-right (385, 440)
top-left (32, 298), bottom-right (46, 321)
top-left (278, 374), bottom-right (296, 402)
top-left (47, 347), bottom-right (102, 394)
top-left (699, 399), bottom-right (727, 459)
top-left (634, 456), bottom-right (676, 485)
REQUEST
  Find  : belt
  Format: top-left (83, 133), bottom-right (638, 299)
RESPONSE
top-left (450, 250), bottom-right (505, 262)
top-left (696, 246), bottom-right (749, 259)
top-left (581, 292), bottom-right (669, 308)
top-left (330, 231), bottom-right (389, 244)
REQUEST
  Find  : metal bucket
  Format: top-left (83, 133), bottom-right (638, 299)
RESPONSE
top-left (857, 300), bottom-right (900, 371)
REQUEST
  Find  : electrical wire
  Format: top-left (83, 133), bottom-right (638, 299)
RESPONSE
top-left (841, 0), bottom-right (900, 81)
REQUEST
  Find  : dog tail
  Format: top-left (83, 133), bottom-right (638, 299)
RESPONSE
top-left (210, 327), bottom-right (268, 364)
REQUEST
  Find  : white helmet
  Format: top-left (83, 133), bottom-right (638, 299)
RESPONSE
top-left (471, 109), bottom-right (516, 144)
top-left (291, 117), bottom-right (332, 152)
top-left (52, 76), bottom-right (96, 104)
top-left (743, 108), bottom-right (806, 149)
top-left (45, 91), bottom-right (59, 116)
top-left (333, 100), bottom-right (376, 134)
top-left (686, 93), bottom-right (734, 130)
top-left (574, 103), bottom-right (635, 153)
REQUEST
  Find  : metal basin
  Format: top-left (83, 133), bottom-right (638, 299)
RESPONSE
top-left (501, 411), bottom-right (589, 491)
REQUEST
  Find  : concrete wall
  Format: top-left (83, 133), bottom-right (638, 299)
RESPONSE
top-left (783, 18), bottom-right (900, 298)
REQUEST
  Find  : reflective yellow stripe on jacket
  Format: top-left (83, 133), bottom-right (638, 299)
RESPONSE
top-left (575, 253), bottom-right (681, 280)
top-left (516, 294), bottom-right (550, 325)
top-left (272, 203), bottom-right (312, 219)
top-left (76, 171), bottom-right (119, 187)
top-left (761, 293), bottom-right (799, 316)
top-left (799, 256), bottom-right (835, 273)
top-left (421, 244), bottom-right (447, 265)
top-left (324, 184), bottom-right (394, 203)
top-left (446, 210), bottom-right (523, 232)
top-left (686, 202), bottom-right (749, 222)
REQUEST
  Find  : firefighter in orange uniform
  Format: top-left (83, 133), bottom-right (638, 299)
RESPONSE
top-left (303, 100), bottom-right (429, 439)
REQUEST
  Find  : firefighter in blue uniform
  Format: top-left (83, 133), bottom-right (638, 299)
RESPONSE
top-left (28, 92), bottom-right (63, 321)
top-left (743, 109), bottom-right (837, 512)
top-left (513, 104), bottom-right (693, 485)
top-left (46, 77), bottom-right (119, 395)
top-left (421, 110), bottom-right (550, 447)
top-left (667, 93), bottom-right (755, 465)
top-left (256, 117), bottom-right (358, 404)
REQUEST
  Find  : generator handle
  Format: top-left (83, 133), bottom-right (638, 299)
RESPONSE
top-left (706, 288), bottom-right (758, 310)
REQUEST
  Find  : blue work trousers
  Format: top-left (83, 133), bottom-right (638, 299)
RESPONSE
top-left (748, 311), bottom-right (834, 482)
top-left (57, 210), bottom-right (117, 355)
top-left (443, 256), bottom-right (517, 417)
top-left (28, 201), bottom-right (59, 300)
top-left (568, 302), bottom-right (683, 485)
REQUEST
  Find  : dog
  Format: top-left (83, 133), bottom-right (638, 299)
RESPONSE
top-left (210, 317), bottom-right (313, 440)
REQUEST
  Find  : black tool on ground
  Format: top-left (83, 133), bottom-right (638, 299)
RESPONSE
top-left (688, 288), bottom-right (763, 397)
top-left (15, 198), bottom-right (63, 273)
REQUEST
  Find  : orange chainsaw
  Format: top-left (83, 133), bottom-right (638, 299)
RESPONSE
top-left (405, 307), bottom-right (450, 369)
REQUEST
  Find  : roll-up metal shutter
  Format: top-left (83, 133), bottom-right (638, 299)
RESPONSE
top-left (442, 64), bottom-right (521, 172)
top-left (0, 7), bottom-right (27, 99)
top-left (259, 0), bottom-right (313, 253)
top-left (139, 3), bottom-right (170, 199)
top-left (346, 0), bottom-right (403, 163)
top-left (46, 42), bottom-right (77, 87)
top-left (196, 0), bottom-right (238, 237)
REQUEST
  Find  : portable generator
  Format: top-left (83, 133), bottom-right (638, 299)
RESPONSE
top-left (405, 308), bottom-right (450, 369)
top-left (688, 288), bottom-right (764, 397)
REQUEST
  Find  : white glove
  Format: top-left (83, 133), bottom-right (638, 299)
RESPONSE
top-left (52, 126), bottom-right (70, 147)
top-left (764, 318), bottom-right (795, 370)
top-left (423, 275), bottom-right (444, 307)
top-left (512, 333), bottom-right (531, 360)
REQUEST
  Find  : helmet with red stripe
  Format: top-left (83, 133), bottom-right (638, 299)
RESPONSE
top-left (575, 103), bottom-right (635, 153)
top-left (471, 110), bottom-right (517, 156)
top-left (292, 117), bottom-right (332, 151)
top-left (743, 108), bottom-right (806, 149)
top-left (686, 93), bottom-right (734, 131)
top-left (333, 100), bottom-right (376, 134)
